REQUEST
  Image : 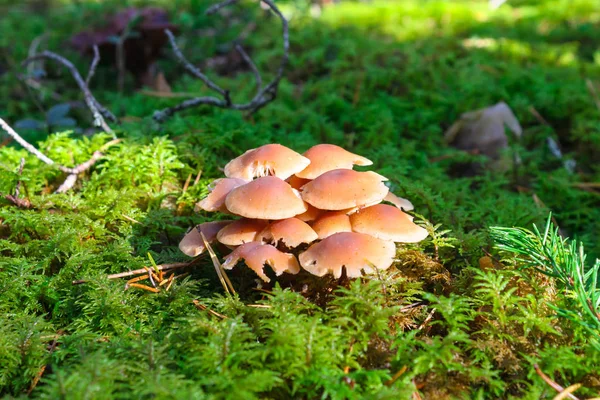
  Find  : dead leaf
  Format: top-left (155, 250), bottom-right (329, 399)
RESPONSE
top-left (445, 102), bottom-right (522, 160)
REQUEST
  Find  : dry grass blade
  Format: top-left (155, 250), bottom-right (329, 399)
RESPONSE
top-left (126, 283), bottom-right (160, 293)
top-left (200, 231), bottom-right (236, 296)
top-left (385, 365), bottom-right (408, 386)
top-left (192, 299), bottom-right (227, 319)
top-left (553, 384), bottom-right (582, 400)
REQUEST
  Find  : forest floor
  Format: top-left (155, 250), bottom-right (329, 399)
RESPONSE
top-left (1, 0), bottom-right (600, 398)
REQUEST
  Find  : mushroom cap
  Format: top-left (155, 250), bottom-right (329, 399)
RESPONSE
top-left (295, 204), bottom-right (324, 222)
top-left (225, 176), bottom-right (308, 219)
top-left (296, 144), bottom-right (373, 179)
top-left (298, 232), bottom-right (396, 278)
top-left (286, 175), bottom-right (311, 190)
top-left (257, 218), bottom-right (318, 248)
top-left (195, 178), bottom-right (247, 213)
top-left (384, 192), bottom-right (414, 211)
top-left (349, 204), bottom-right (428, 243)
top-left (179, 221), bottom-right (233, 257)
top-left (300, 169), bottom-right (389, 210)
top-left (222, 241), bottom-right (300, 282)
top-left (224, 144), bottom-right (311, 181)
top-left (216, 218), bottom-right (269, 246)
top-left (311, 211), bottom-right (352, 239)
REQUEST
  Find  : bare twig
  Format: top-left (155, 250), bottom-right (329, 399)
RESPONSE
top-left (384, 366), bottom-right (408, 387)
top-left (85, 45), bottom-right (100, 87)
top-left (205, 0), bottom-right (238, 15)
top-left (22, 50), bottom-right (115, 133)
top-left (235, 43), bottom-right (262, 91)
top-left (0, 118), bottom-right (55, 165)
top-left (534, 364), bottom-right (579, 400)
top-left (153, 0), bottom-right (289, 122)
top-left (0, 117), bottom-right (120, 193)
top-left (164, 29), bottom-right (229, 100)
top-left (72, 262), bottom-right (194, 285)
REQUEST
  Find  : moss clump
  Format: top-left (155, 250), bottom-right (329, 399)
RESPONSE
top-left (1, 0), bottom-right (599, 398)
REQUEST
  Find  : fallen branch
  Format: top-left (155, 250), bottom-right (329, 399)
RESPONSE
top-left (0, 118), bottom-right (120, 193)
top-left (153, 0), bottom-right (289, 122)
top-left (22, 48), bottom-right (117, 133)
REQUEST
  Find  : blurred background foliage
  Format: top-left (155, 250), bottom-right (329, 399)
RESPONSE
top-left (1, 0), bottom-right (599, 398)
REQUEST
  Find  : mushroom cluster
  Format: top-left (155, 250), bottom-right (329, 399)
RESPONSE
top-left (179, 144), bottom-right (428, 282)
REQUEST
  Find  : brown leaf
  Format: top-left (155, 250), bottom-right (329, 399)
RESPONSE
top-left (445, 102), bottom-right (522, 159)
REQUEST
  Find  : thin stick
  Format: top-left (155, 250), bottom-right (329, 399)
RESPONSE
top-left (534, 364), bottom-right (579, 400)
top-left (385, 365), bottom-right (408, 387)
top-left (85, 45), bottom-right (100, 87)
top-left (22, 50), bottom-right (115, 133)
top-left (193, 169), bottom-right (202, 186)
top-left (153, 0), bottom-right (289, 122)
top-left (127, 283), bottom-right (161, 293)
top-left (0, 118), bottom-right (56, 166)
top-left (246, 304), bottom-right (271, 308)
top-left (201, 231), bottom-right (235, 296)
top-left (235, 43), bottom-right (262, 92)
top-left (0, 118), bottom-right (121, 193)
top-left (418, 308), bottom-right (435, 330)
top-left (164, 29), bottom-right (229, 100)
top-left (182, 173), bottom-right (192, 194)
top-left (192, 299), bottom-right (227, 319)
top-left (553, 384), bottom-right (582, 400)
top-left (72, 262), bottom-right (193, 284)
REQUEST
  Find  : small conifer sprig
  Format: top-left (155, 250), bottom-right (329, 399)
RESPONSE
top-left (491, 215), bottom-right (600, 349)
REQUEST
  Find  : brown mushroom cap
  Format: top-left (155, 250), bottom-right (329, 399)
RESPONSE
top-left (286, 175), bottom-right (311, 190)
top-left (224, 144), bottom-right (311, 181)
top-left (298, 232), bottom-right (396, 278)
top-left (216, 218), bottom-right (269, 246)
top-left (195, 178), bottom-right (247, 213)
top-left (179, 221), bottom-right (233, 257)
top-left (295, 204), bottom-right (324, 222)
top-left (257, 218), bottom-right (318, 248)
top-left (349, 204), bottom-right (428, 243)
top-left (222, 241), bottom-right (301, 282)
top-left (384, 192), bottom-right (414, 211)
top-left (311, 211), bottom-right (352, 239)
top-left (300, 169), bottom-right (389, 210)
top-left (296, 144), bottom-right (373, 179)
top-left (225, 176), bottom-right (308, 219)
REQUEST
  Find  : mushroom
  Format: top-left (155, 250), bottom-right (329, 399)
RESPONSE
top-left (383, 192), bottom-right (414, 211)
top-left (257, 218), bottom-right (318, 248)
top-left (295, 204), bottom-right (324, 222)
top-left (349, 204), bottom-right (428, 243)
top-left (216, 218), bottom-right (269, 246)
top-left (225, 176), bottom-right (308, 219)
top-left (300, 169), bottom-right (389, 210)
top-left (296, 144), bottom-right (373, 179)
top-left (179, 221), bottom-right (233, 257)
top-left (286, 175), bottom-right (310, 190)
top-left (311, 211), bottom-right (352, 239)
top-left (298, 232), bottom-right (396, 278)
top-left (195, 178), bottom-right (247, 213)
top-left (222, 241), bottom-right (301, 282)
top-left (224, 144), bottom-right (311, 181)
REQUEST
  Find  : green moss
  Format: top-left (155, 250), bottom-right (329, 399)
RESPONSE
top-left (1, 0), bottom-right (599, 398)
